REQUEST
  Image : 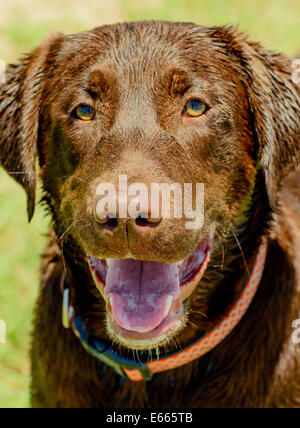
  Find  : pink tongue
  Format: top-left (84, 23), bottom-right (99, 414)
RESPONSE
top-left (105, 259), bottom-right (180, 333)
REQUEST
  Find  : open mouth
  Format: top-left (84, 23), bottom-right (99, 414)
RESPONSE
top-left (87, 234), bottom-right (212, 347)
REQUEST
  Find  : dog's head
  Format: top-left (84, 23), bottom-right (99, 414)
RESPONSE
top-left (1, 22), bottom-right (299, 350)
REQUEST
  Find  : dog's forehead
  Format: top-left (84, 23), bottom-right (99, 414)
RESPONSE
top-left (59, 21), bottom-right (239, 89)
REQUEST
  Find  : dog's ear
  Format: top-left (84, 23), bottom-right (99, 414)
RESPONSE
top-left (224, 28), bottom-right (300, 208)
top-left (0, 33), bottom-right (64, 221)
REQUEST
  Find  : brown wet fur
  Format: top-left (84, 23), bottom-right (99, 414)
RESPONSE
top-left (0, 21), bottom-right (300, 408)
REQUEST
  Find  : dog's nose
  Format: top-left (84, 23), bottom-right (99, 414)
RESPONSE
top-left (94, 209), bottom-right (162, 232)
top-left (94, 186), bottom-right (163, 232)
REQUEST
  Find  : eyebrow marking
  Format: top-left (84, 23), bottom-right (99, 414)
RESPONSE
top-left (87, 69), bottom-right (112, 95)
top-left (83, 87), bottom-right (99, 100)
top-left (164, 68), bottom-right (191, 96)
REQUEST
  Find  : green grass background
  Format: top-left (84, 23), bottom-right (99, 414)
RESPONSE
top-left (0, 0), bottom-right (299, 408)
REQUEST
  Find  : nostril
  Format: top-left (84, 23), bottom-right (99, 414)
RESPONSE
top-left (94, 212), bottom-right (118, 231)
top-left (102, 217), bottom-right (118, 231)
top-left (135, 215), bottom-right (162, 228)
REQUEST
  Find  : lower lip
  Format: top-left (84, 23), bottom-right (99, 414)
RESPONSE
top-left (108, 303), bottom-right (183, 341)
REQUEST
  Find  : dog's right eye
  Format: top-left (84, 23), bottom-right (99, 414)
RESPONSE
top-left (183, 100), bottom-right (207, 117)
top-left (74, 105), bottom-right (95, 121)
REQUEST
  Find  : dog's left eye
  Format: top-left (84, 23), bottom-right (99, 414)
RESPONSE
top-left (183, 100), bottom-right (207, 117)
top-left (75, 105), bottom-right (95, 121)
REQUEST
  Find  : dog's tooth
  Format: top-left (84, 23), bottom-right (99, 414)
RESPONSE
top-left (164, 295), bottom-right (173, 318)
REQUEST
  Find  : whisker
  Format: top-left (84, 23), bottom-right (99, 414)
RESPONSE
top-left (231, 227), bottom-right (250, 277)
top-left (156, 346), bottom-right (161, 360)
top-left (188, 309), bottom-right (208, 319)
top-left (169, 335), bottom-right (179, 350)
top-left (59, 222), bottom-right (76, 241)
top-left (147, 349), bottom-right (153, 363)
top-left (8, 171), bottom-right (35, 175)
top-left (78, 223), bottom-right (91, 232)
top-left (135, 349), bottom-right (143, 365)
top-left (215, 227), bottom-right (225, 270)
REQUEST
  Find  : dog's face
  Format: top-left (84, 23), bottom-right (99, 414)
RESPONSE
top-left (1, 22), bottom-right (299, 350)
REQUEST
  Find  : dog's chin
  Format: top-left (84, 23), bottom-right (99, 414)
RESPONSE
top-left (87, 234), bottom-right (212, 350)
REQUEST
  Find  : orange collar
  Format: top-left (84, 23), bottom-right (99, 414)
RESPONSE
top-left (61, 237), bottom-right (268, 382)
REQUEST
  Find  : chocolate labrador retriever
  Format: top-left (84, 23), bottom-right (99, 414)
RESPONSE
top-left (1, 21), bottom-right (300, 408)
